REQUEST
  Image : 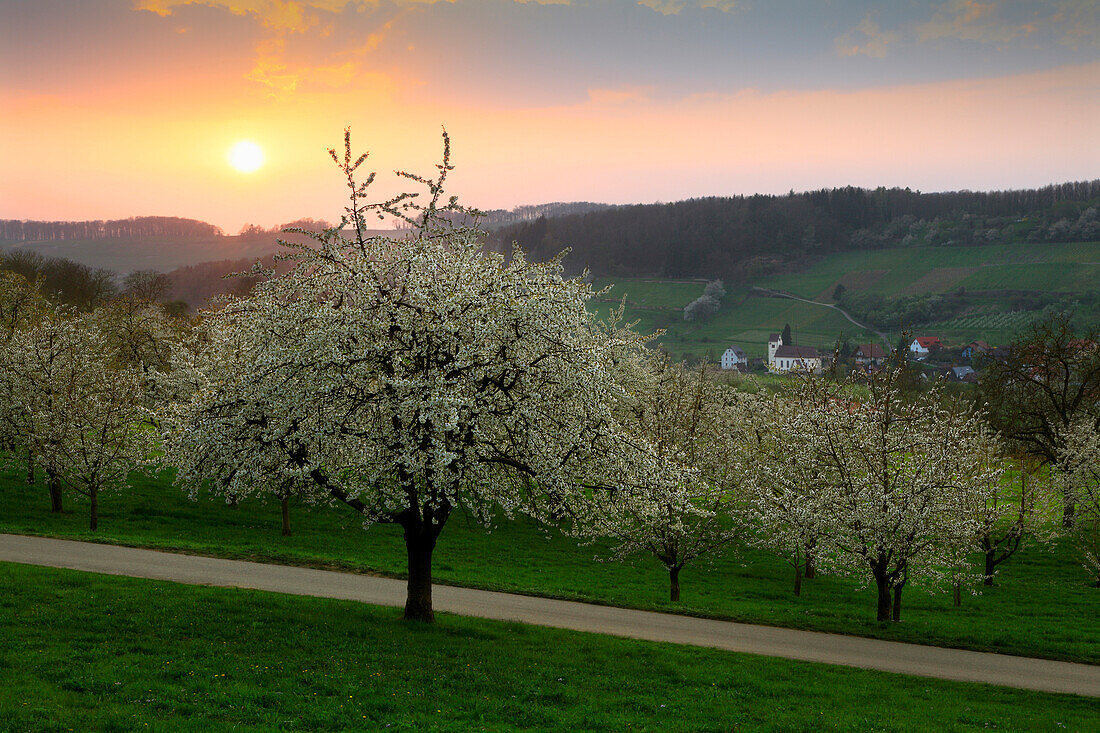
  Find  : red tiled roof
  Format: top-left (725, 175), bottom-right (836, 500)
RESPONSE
top-left (855, 343), bottom-right (886, 358)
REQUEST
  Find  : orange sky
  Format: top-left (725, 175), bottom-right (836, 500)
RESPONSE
top-left (2, 1), bottom-right (1098, 232)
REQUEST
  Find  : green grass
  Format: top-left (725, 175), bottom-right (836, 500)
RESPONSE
top-left (591, 277), bottom-right (708, 309)
top-left (759, 242), bottom-right (1100, 300)
top-left (3, 463), bottom-right (1099, 664)
top-left (2, 563), bottom-right (1097, 732)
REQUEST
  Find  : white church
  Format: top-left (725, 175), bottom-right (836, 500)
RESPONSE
top-left (767, 332), bottom-right (823, 373)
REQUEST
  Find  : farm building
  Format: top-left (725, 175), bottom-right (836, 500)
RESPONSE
top-left (720, 346), bottom-right (748, 371)
top-left (947, 365), bottom-right (978, 383)
top-left (962, 341), bottom-right (991, 359)
top-left (854, 343), bottom-right (887, 367)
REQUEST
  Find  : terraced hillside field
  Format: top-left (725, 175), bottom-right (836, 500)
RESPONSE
top-left (758, 241), bottom-right (1100, 300)
top-left (592, 241), bottom-right (1100, 362)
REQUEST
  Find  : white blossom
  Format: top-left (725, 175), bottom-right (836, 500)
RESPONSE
top-left (157, 130), bottom-right (651, 620)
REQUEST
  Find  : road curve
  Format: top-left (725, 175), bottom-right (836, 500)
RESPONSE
top-left (751, 287), bottom-right (893, 349)
top-left (2, 533), bottom-right (1098, 698)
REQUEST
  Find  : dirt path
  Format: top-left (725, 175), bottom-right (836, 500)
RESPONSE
top-left (2, 533), bottom-right (1098, 697)
top-left (751, 287), bottom-right (893, 348)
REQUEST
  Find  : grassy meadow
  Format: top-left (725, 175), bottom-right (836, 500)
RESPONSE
top-left (3, 462), bottom-right (1098, 665)
top-left (591, 241), bottom-right (1100, 362)
top-left (5, 563), bottom-right (1097, 732)
top-left (757, 241), bottom-right (1100, 300)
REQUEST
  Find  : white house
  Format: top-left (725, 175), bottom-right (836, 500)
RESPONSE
top-left (909, 336), bottom-right (943, 358)
top-left (771, 345), bottom-right (823, 373)
top-left (720, 345), bottom-right (748, 371)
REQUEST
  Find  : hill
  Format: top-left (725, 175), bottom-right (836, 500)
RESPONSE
top-left (496, 181), bottom-right (1100, 281)
top-left (596, 240), bottom-right (1100, 362)
top-left (0, 228), bottom-right (401, 275)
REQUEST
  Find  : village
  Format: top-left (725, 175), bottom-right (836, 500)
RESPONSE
top-left (719, 329), bottom-right (1010, 383)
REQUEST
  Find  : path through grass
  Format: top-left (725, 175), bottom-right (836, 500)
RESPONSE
top-left (2, 563), bottom-right (1097, 732)
top-left (3, 464), bottom-right (1098, 664)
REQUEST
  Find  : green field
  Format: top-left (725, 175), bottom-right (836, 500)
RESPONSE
top-left (592, 281), bottom-right (878, 361)
top-left (3, 463), bottom-right (1098, 664)
top-left (5, 564), bottom-right (1096, 732)
top-left (758, 242), bottom-right (1100, 300)
top-left (588, 241), bottom-right (1100, 362)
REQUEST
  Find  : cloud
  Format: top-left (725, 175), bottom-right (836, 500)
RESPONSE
top-left (915, 0), bottom-right (1034, 44)
top-left (835, 14), bottom-right (899, 58)
top-left (135, 1), bottom-right (412, 97)
top-left (835, 1), bottom-right (1097, 57)
top-left (133, 1), bottom-right (449, 33)
top-left (1051, 0), bottom-right (1100, 48)
top-left (636, 0), bottom-right (741, 16)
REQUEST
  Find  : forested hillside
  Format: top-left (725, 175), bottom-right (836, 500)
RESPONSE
top-left (0, 216), bottom-right (222, 242)
top-left (0, 219), bottom-right (387, 275)
top-left (494, 181), bottom-right (1100, 279)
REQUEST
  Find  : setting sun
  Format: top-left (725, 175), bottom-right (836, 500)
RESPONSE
top-left (228, 141), bottom-right (264, 173)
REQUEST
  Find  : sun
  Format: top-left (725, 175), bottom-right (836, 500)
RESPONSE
top-left (228, 140), bottom-right (264, 173)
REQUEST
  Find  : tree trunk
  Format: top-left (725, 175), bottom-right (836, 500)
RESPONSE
top-left (983, 548), bottom-right (996, 586)
top-left (26, 452), bottom-right (35, 485)
top-left (892, 583), bottom-right (903, 622)
top-left (280, 496), bottom-right (291, 537)
top-left (47, 471), bottom-right (62, 513)
top-left (793, 562), bottom-right (803, 597)
top-left (89, 489), bottom-right (98, 532)
top-left (669, 566), bottom-right (681, 602)
top-left (1062, 501), bottom-right (1075, 529)
top-left (403, 527), bottom-right (437, 622)
top-left (804, 557), bottom-right (816, 580)
top-left (875, 574), bottom-right (891, 622)
top-left (953, 582), bottom-right (962, 607)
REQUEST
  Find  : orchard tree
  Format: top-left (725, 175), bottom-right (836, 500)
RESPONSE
top-left (0, 271), bottom-right (49, 339)
top-left (0, 271), bottom-right (52, 484)
top-left (5, 310), bottom-right (153, 526)
top-left (741, 390), bottom-right (833, 596)
top-left (962, 456), bottom-right (1055, 588)
top-left (159, 130), bottom-right (649, 621)
top-left (93, 296), bottom-right (180, 378)
top-left (981, 312), bottom-right (1100, 526)
top-left (1053, 419), bottom-right (1100, 586)
top-left (581, 360), bottom-right (748, 602)
top-left (799, 368), bottom-right (1000, 621)
top-left (121, 270), bottom-right (171, 303)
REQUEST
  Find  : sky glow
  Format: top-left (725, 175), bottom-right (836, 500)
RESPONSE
top-left (1, 1), bottom-right (1098, 232)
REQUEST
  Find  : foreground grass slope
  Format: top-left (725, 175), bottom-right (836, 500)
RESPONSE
top-left (2, 563), bottom-right (1097, 732)
top-left (3, 465), bottom-right (1097, 664)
